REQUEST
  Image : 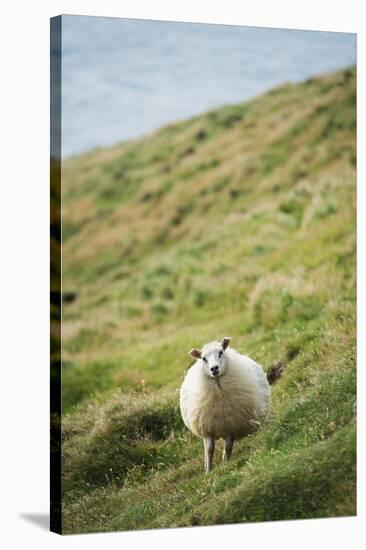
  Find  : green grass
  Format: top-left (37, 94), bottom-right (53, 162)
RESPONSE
top-left (59, 66), bottom-right (356, 533)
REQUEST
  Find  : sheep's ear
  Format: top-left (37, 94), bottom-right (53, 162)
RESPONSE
top-left (221, 337), bottom-right (231, 350)
top-left (189, 348), bottom-right (202, 359)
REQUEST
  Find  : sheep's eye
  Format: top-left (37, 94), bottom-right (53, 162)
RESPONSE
top-left (202, 357), bottom-right (207, 363)
top-left (219, 350), bottom-right (223, 358)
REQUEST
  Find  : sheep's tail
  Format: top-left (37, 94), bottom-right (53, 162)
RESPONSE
top-left (266, 361), bottom-right (287, 385)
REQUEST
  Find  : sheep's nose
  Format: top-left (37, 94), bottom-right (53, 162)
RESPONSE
top-left (211, 365), bottom-right (219, 376)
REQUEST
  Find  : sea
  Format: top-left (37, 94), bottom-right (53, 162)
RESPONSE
top-left (60, 16), bottom-right (356, 158)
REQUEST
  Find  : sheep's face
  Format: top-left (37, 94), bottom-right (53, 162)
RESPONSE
top-left (189, 337), bottom-right (231, 379)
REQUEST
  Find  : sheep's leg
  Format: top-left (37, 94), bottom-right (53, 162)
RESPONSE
top-left (223, 434), bottom-right (234, 462)
top-left (204, 436), bottom-right (215, 472)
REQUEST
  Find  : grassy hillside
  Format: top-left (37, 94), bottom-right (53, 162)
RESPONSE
top-left (60, 66), bottom-right (356, 534)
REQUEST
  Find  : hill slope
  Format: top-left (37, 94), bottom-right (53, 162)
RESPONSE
top-left (60, 66), bottom-right (356, 533)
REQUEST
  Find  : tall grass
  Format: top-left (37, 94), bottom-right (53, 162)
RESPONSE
top-left (60, 66), bottom-right (356, 533)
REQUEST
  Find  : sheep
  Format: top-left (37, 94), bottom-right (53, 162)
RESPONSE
top-left (179, 337), bottom-right (271, 472)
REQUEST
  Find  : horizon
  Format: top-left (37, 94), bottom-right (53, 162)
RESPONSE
top-left (58, 16), bottom-right (356, 159)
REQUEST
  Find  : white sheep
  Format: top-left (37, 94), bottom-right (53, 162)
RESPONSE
top-left (180, 337), bottom-right (271, 472)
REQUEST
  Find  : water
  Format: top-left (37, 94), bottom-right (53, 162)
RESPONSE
top-left (60, 16), bottom-right (356, 158)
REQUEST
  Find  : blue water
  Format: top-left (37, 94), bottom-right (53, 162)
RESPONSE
top-left (60, 16), bottom-right (356, 158)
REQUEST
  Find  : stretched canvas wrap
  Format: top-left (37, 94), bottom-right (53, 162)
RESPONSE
top-left (50, 15), bottom-right (357, 535)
